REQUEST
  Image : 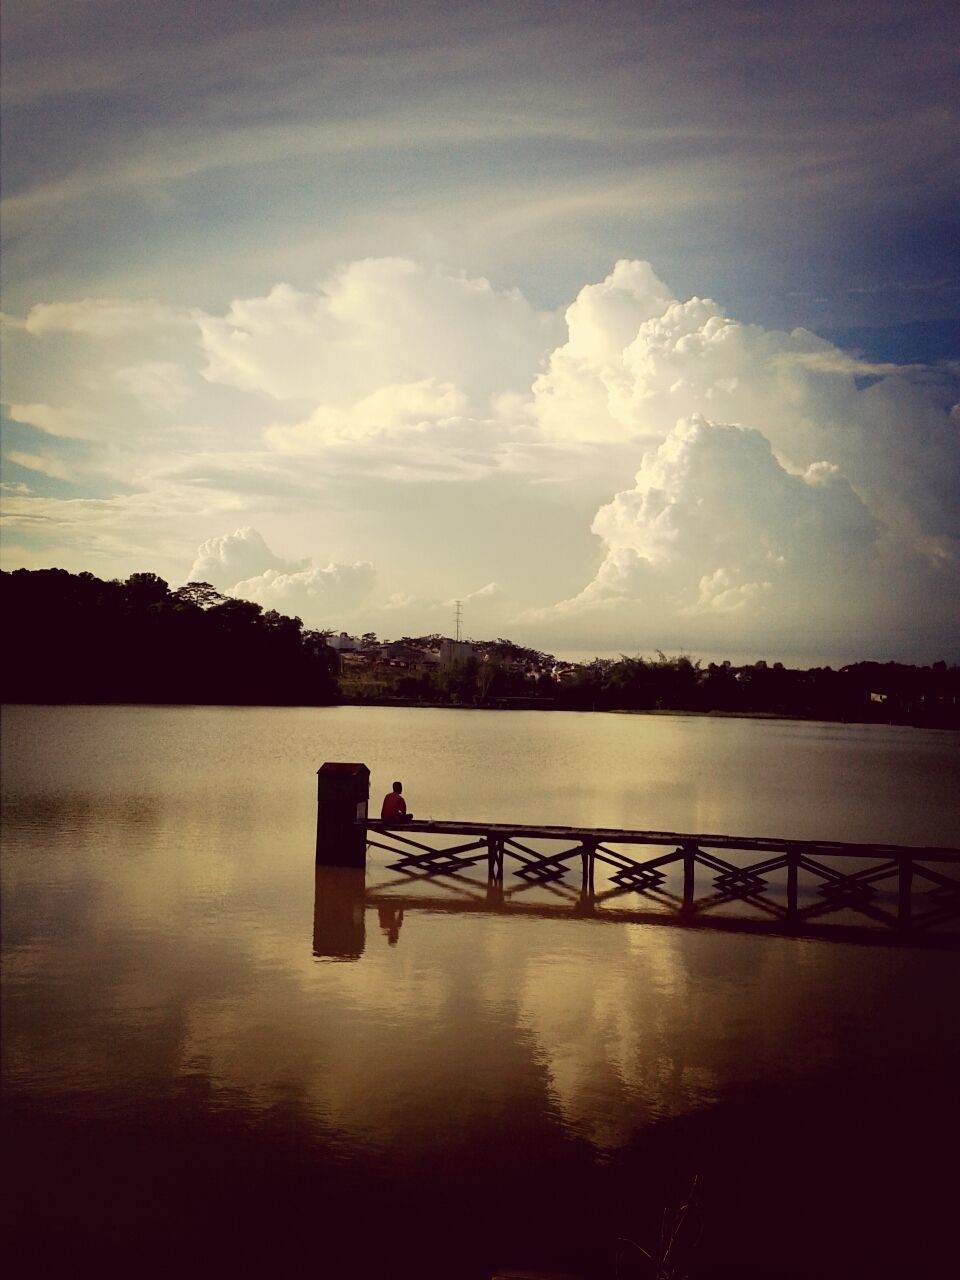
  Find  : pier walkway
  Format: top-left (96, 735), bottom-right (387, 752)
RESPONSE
top-left (314, 764), bottom-right (959, 947)
top-left (363, 818), bottom-right (960, 947)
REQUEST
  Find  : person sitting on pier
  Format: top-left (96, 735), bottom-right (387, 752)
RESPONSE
top-left (381, 780), bottom-right (412, 822)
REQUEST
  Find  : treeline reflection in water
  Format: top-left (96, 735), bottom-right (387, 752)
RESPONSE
top-left (2, 705), bottom-right (959, 1278)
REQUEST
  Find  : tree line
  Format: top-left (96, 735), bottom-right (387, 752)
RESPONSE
top-left (1, 569), bottom-right (338, 705)
top-left (350, 641), bottom-right (958, 727)
top-left (2, 568), bottom-right (956, 726)
top-left (550, 653), bottom-right (958, 726)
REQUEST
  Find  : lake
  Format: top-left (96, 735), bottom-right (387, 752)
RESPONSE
top-left (2, 705), bottom-right (958, 1278)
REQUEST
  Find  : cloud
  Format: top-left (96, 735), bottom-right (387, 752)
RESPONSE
top-left (5, 256), bottom-right (959, 661)
top-left (527, 258), bottom-right (960, 650)
top-left (265, 378), bottom-right (469, 448)
top-left (229, 561), bottom-right (376, 625)
top-left (531, 260), bottom-right (960, 548)
top-left (0, 486), bottom-right (249, 579)
top-left (188, 527), bottom-right (305, 589)
top-left (187, 526), bottom-right (377, 627)
top-left (112, 362), bottom-right (193, 410)
top-left (6, 402), bottom-right (101, 440)
top-left (533, 415), bottom-right (958, 656)
top-left (769, 350), bottom-right (935, 378)
top-left (198, 259), bottom-right (561, 411)
top-left (461, 581), bottom-right (501, 603)
top-left (3, 450), bottom-right (80, 482)
top-left (345, 581), bottom-right (507, 637)
top-left (568, 416), bottom-right (879, 606)
top-left (24, 298), bottom-right (189, 337)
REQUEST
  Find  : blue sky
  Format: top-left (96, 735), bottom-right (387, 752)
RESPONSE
top-left (2, 0), bottom-right (958, 661)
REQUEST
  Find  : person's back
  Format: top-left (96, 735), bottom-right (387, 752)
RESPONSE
top-left (381, 781), bottom-right (408, 820)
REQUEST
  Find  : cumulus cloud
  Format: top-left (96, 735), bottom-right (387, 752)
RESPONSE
top-left (198, 258), bottom-right (560, 413)
top-left (230, 561), bottom-right (376, 623)
top-left (265, 378), bottom-right (469, 448)
top-left (6, 256), bottom-right (959, 660)
top-left (535, 416), bottom-right (957, 655)
top-left (531, 260), bottom-right (959, 544)
top-left (187, 527), bottom-right (377, 627)
top-left (557, 417), bottom-right (879, 611)
top-left (188, 527), bottom-right (305, 589)
top-left (511, 259), bottom-right (960, 656)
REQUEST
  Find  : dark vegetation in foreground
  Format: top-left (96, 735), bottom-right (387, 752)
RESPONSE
top-left (2, 567), bottom-right (957, 727)
top-left (2, 569), bottom-right (338, 705)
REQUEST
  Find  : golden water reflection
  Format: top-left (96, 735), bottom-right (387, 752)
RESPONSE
top-left (3, 705), bottom-right (958, 1278)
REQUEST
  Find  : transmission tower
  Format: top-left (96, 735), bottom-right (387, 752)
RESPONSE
top-left (454, 599), bottom-right (463, 643)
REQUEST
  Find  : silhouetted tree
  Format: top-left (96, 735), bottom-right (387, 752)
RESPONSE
top-left (173, 581), bottom-right (225, 610)
top-left (1, 569), bottom-right (338, 707)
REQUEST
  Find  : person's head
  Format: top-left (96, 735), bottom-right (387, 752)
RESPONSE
top-left (392, 780), bottom-right (402, 794)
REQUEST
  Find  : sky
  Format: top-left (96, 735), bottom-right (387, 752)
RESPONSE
top-left (2, 0), bottom-right (958, 664)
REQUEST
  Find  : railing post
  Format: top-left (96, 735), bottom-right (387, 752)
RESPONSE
top-left (787, 850), bottom-right (799, 925)
top-left (487, 834), bottom-right (502, 883)
top-left (683, 842), bottom-right (697, 912)
top-left (580, 840), bottom-right (596, 893)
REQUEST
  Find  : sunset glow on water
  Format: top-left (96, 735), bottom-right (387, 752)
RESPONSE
top-left (3, 706), bottom-right (958, 1277)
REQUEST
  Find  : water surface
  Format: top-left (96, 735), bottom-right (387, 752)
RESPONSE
top-left (3, 706), bottom-right (958, 1278)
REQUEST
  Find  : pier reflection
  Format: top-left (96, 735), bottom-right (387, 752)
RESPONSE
top-left (360, 820), bottom-right (960, 948)
top-left (313, 866), bottom-right (366, 959)
top-left (377, 904), bottom-right (404, 945)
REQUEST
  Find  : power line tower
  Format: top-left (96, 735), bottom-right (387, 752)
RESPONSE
top-left (454, 599), bottom-right (463, 643)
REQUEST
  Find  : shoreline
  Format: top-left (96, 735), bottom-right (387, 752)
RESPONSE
top-left (3, 697), bottom-right (955, 730)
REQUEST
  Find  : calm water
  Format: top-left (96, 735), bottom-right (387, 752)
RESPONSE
top-left (3, 705), bottom-right (959, 1279)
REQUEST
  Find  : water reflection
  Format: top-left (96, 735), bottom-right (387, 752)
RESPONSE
top-left (377, 904), bottom-right (404, 945)
top-left (3, 705), bottom-right (959, 1279)
top-left (313, 867), bottom-right (366, 959)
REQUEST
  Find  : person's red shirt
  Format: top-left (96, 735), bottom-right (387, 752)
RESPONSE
top-left (381, 791), bottom-right (407, 820)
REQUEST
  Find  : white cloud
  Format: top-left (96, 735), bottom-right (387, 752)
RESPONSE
top-left (229, 561), bottom-right (376, 624)
top-left (24, 298), bottom-right (189, 337)
top-left (186, 527), bottom-right (377, 627)
top-left (769, 350), bottom-right (933, 378)
top-left (518, 259), bottom-right (959, 657)
top-left (5, 257), bottom-right (958, 661)
top-left (198, 259), bottom-right (561, 412)
top-left (530, 261), bottom-right (959, 550)
top-left (462, 581), bottom-right (501, 602)
top-left (532, 415), bottom-right (958, 656)
top-left (113, 362), bottom-right (193, 410)
top-left (342, 581), bottom-right (507, 638)
top-left (188, 527), bottom-right (305, 589)
top-left (265, 378), bottom-right (468, 448)
top-left (587, 418), bottom-right (878, 583)
top-left (382, 592), bottom-right (416, 611)
top-left (3, 450), bottom-right (80, 482)
top-left (7, 402), bottom-right (101, 440)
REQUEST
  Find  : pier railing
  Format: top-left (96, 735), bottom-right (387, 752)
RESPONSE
top-left (364, 819), bottom-right (960, 946)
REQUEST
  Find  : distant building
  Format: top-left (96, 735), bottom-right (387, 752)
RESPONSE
top-left (380, 643), bottom-right (440, 669)
top-left (552, 664), bottom-right (580, 686)
top-left (439, 639), bottom-right (475, 667)
top-left (327, 632), bottom-right (360, 652)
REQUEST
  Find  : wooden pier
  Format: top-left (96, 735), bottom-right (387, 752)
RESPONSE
top-left (362, 819), bottom-right (960, 946)
top-left (314, 764), bottom-right (960, 947)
